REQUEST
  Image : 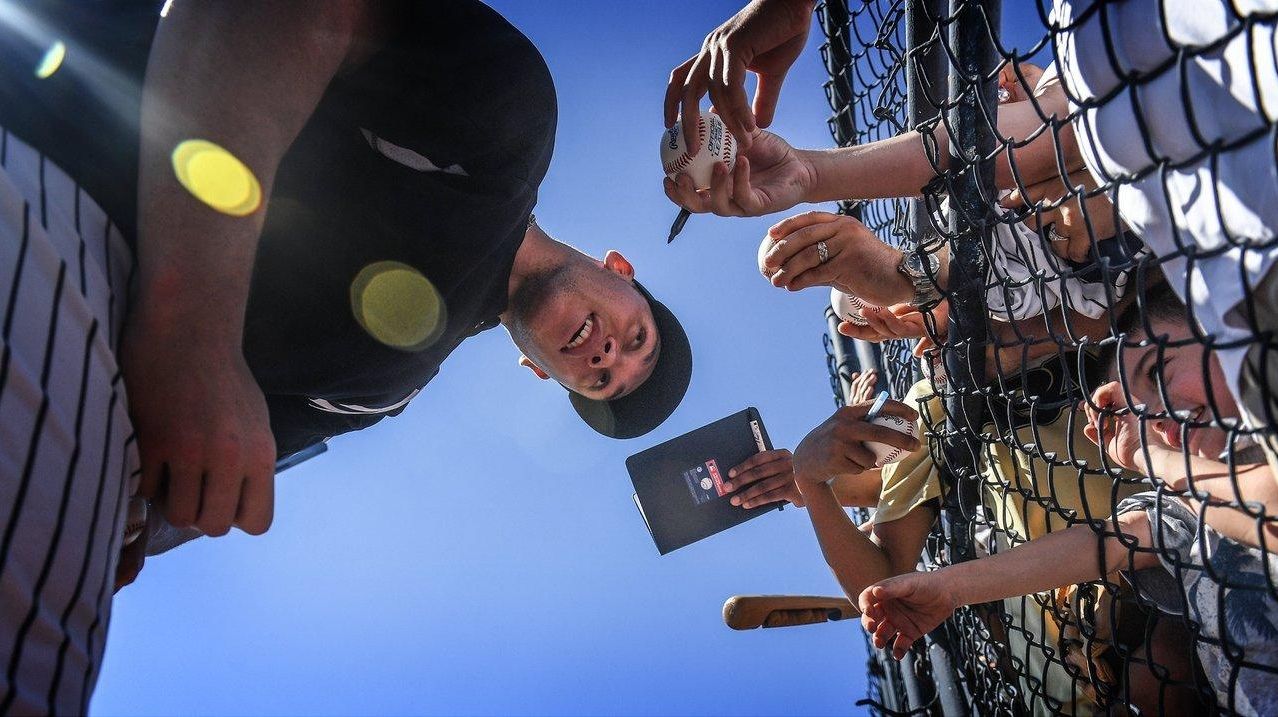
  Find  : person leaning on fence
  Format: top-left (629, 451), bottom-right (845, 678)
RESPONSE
top-left (1050, 0), bottom-right (1278, 488)
top-left (860, 282), bottom-right (1278, 713)
top-left (0, 2), bottom-right (696, 712)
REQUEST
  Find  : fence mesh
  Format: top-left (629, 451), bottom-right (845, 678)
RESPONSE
top-left (815, 1), bottom-right (1278, 715)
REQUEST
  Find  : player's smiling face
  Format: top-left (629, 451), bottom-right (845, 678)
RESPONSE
top-left (508, 250), bottom-right (662, 400)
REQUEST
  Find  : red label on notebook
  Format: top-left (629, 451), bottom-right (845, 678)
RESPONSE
top-left (706, 459), bottom-right (727, 496)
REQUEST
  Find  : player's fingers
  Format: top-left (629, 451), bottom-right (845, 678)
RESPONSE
top-left (236, 470), bottom-right (275, 536)
top-left (196, 470), bottom-right (240, 537)
top-left (753, 73), bottom-right (786, 129)
top-left (767, 210), bottom-right (841, 241)
top-left (665, 56), bottom-right (696, 127)
top-left (137, 460), bottom-right (162, 501)
top-left (161, 462), bottom-right (200, 528)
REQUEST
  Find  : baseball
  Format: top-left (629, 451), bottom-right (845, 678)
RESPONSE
top-left (920, 348), bottom-right (949, 389)
top-left (123, 495), bottom-right (147, 547)
top-left (830, 287), bottom-right (880, 327)
top-left (661, 111), bottom-right (737, 189)
top-left (866, 413), bottom-right (919, 467)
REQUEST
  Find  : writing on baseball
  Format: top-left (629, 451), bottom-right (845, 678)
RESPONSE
top-left (866, 413), bottom-right (919, 467)
top-left (660, 110), bottom-right (737, 189)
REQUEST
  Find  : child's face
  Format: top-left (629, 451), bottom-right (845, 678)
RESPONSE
top-left (1117, 314), bottom-right (1239, 460)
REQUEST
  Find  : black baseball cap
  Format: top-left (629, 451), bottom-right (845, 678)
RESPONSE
top-left (567, 280), bottom-right (692, 439)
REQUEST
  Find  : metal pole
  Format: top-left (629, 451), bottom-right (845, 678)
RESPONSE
top-left (907, 1), bottom-right (974, 714)
top-left (940, 0), bottom-right (999, 563)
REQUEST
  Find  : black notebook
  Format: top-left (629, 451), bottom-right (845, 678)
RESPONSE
top-left (627, 407), bottom-right (782, 555)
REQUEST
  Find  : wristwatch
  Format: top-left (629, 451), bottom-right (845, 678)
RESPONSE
top-left (896, 249), bottom-right (942, 309)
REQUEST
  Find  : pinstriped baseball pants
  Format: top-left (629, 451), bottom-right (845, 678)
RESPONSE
top-left (0, 128), bottom-right (137, 715)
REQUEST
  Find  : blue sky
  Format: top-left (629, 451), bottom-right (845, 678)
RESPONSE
top-left (93, 2), bottom-right (1050, 715)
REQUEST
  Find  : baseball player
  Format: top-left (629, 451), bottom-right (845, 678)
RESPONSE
top-left (0, 1), bottom-right (692, 712)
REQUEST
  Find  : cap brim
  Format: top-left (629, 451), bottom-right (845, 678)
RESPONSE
top-left (568, 281), bottom-right (692, 439)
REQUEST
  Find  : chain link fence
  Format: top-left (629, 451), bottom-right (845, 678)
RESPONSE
top-left (817, 1), bottom-right (1278, 714)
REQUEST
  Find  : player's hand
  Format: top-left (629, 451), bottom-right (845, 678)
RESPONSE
top-left (724, 448), bottom-right (802, 509)
top-left (121, 320), bottom-right (276, 538)
top-left (792, 400), bottom-right (920, 490)
top-left (665, 0), bottom-right (816, 152)
top-left (858, 571), bottom-right (959, 660)
top-left (664, 129), bottom-right (815, 217)
top-left (760, 211), bottom-right (915, 305)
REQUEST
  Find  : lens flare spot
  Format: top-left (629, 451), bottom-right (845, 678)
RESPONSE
top-left (171, 139), bottom-right (262, 216)
top-left (351, 262), bottom-right (446, 351)
top-left (34, 41), bottom-right (66, 79)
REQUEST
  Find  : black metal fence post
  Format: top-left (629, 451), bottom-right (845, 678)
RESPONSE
top-left (939, 0), bottom-right (999, 565)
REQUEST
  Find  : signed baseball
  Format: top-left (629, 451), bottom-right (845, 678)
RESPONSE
top-left (867, 413), bottom-right (919, 467)
top-left (661, 111), bottom-right (737, 189)
top-left (830, 287), bottom-right (880, 327)
top-left (920, 348), bottom-right (949, 389)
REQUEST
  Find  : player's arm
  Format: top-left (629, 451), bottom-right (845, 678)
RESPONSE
top-left (123, 3), bottom-right (375, 536)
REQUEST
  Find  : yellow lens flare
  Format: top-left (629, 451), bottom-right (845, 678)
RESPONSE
top-left (170, 139), bottom-right (262, 216)
top-left (350, 261), bottom-right (447, 351)
top-left (34, 41), bottom-right (66, 79)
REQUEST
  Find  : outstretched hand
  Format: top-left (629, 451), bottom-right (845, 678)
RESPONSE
top-left (665, 0), bottom-right (816, 152)
top-left (858, 571), bottom-right (959, 660)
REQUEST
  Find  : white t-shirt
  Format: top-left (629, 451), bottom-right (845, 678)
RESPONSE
top-left (1053, 0), bottom-right (1278, 401)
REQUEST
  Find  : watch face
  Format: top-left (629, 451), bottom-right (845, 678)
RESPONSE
top-left (908, 251), bottom-right (939, 277)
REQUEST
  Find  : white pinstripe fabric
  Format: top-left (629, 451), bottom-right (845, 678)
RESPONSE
top-left (0, 127), bottom-right (136, 715)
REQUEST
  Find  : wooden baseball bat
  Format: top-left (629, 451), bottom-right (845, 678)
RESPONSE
top-left (722, 595), bottom-right (859, 630)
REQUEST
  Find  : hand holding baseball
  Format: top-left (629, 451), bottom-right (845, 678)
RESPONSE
top-left (791, 400), bottom-right (920, 490)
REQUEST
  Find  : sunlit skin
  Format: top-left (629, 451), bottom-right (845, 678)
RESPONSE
top-left (503, 226), bottom-right (660, 401)
top-left (1115, 314), bottom-right (1240, 461)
